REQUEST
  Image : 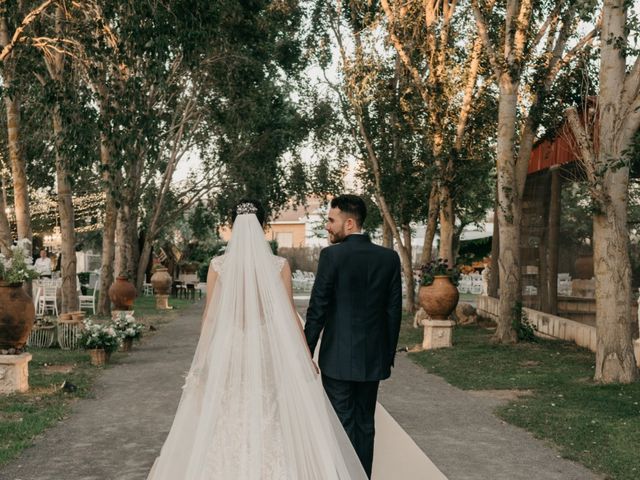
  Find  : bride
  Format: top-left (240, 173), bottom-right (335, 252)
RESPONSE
top-left (147, 200), bottom-right (367, 479)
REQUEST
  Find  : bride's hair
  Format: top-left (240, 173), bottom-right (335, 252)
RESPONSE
top-left (231, 199), bottom-right (266, 225)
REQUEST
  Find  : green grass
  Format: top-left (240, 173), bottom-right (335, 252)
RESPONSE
top-left (0, 348), bottom-right (100, 465)
top-left (399, 315), bottom-right (640, 480)
top-left (88, 295), bottom-right (201, 324)
top-left (132, 295), bottom-right (200, 319)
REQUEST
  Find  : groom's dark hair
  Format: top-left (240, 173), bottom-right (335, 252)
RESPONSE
top-left (231, 199), bottom-right (266, 225)
top-left (331, 194), bottom-right (367, 228)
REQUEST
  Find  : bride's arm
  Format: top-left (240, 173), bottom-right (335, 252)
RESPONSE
top-left (201, 266), bottom-right (218, 329)
top-left (280, 260), bottom-right (316, 365)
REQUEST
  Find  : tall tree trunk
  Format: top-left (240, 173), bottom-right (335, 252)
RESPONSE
top-left (402, 224), bottom-right (415, 312)
top-left (593, 196), bottom-right (637, 382)
top-left (4, 94), bottom-right (31, 243)
top-left (591, 0), bottom-right (638, 383)
top-left (494, 79), bottom-right (520, 343)
top-left (382, 218), bottom-right (393, 248)
top-left (421, 185), bottom-right (439, 264)
top-left (52, 107), bottom-right (78, 313)
top-left (122, 150), bottom-right (145, 286)
top-left (98, 133), bottom-right (117, 315)
top-left (471, 0), bottom-right (595, 340)
top-left (565, 0), bottom-right (639, 383)
top-left (0, 187), bottom-right (11, 254)
top-left (0, 16), bottom-right (31, 244)
top-left (114, 205), bottom-right (129, 277)
top-left (438, 185), bottom-right (455, 265)
top-left (126, 204), bottom-right (139, 283)
top-left (136, 238), bottom-right (153, 292)
top-left (41, 5), bottom-right (77, 312)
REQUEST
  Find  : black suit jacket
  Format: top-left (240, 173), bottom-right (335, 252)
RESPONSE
top-left (304, 234), bottom-right (402, 382)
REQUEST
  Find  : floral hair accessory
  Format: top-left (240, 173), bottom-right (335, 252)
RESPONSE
top-left (236, 202), bottom-right (258, 215)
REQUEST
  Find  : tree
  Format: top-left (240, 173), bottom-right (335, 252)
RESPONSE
top-left (0, 1), bottom-right (57, 245)
top-left (91, 0), bottom-right (315, 290)
top-left (317, 0), bottom-right (435, 312)
top-left (380, 0), bottom-right (493, 267)
top-left (565, 0), bottom-right (640, 383)
top-left (0, 161), bottom-right (11, 253)
top-left (471, 0), bottom-right (598, 342)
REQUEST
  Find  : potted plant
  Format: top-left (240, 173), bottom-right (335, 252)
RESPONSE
top-left (112, 312), bottom-right (144, 352)
top-left (79, 320), bottom-right (121, 366)
top-left (418, 258), bottom-right (460, 321)
top-left (0, 241), bottom-right (40, 351)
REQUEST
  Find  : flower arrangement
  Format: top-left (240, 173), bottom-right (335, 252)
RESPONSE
top-left (79, 320), bottom-right (121, 354)
top-left (0, 240), bottom-right (39, 284)
top-left (420, 258), bottom-right (460, 286)
top-left (112, 312), bottom-right (144, 340)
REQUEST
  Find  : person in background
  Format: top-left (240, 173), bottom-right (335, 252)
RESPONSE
top-left (34, 249), bottom-right (52, 278)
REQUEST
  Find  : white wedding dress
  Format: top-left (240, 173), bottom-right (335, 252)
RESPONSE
top-left (147, 213), bottom-right (367, 479)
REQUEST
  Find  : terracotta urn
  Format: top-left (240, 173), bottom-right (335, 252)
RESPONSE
top-left (108, 276), bottom-right (137, 310)
top-left (418, 275), bottom-right (460, 320)
top-left (0, 282), bottom-right (36, 350)
top-left (150, 267), bottom-right (172, 295)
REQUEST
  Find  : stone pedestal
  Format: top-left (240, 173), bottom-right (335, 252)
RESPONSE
top-left (422, 319), bottom-right (455, 350)
top-left (634, 339), bottom-right (640, 368)
top-left (155, 295), bottom-right (171, 310)
top-left (0, 353), bottom-right (32, 394)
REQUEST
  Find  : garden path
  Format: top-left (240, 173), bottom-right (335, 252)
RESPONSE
top-left (0, 299), bottom-right (600, 480)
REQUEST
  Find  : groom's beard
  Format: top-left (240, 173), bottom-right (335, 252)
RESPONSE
top-left (328, 228), bottom-right (347, 244)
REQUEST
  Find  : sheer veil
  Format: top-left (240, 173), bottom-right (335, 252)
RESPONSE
top-left (148, 212), bottom-right (366, 479)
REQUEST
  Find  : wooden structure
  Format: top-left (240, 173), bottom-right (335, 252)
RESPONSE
top-left (520, 122), bottom-right (581, 315)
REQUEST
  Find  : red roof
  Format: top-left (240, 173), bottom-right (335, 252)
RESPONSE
top-left (528, 127), bottom-right (577, 174)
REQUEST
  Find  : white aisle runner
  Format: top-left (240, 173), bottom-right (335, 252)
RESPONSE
top-left (302, 312), bottom-right (446, 479)
top-left (372, 404), bottom-right (448, 480)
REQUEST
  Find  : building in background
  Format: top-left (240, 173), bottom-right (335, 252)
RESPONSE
top-left (220, 197), bottom-right (329, 248)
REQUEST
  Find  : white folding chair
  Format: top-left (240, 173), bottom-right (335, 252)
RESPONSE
top-left (79, 287), bottom-right (98, 315)
top-left (39, 285), bottom-right (59, 316)
top-left (457, 274), bottom-right (471, 294)
top-left (33, 286), bottom-right (43, 317)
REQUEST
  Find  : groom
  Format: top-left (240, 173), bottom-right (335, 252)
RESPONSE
top-left (305, 194), bottom-right (402, 478)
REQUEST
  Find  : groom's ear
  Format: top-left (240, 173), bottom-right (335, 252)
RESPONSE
top-left (347, 215), bottom-right (359, 231)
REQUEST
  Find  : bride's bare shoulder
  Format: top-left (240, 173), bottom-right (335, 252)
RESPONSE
top-left (210, 254), bottom-right (226, 273)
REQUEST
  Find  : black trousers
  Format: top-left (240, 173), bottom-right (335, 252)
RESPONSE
top-left (322, 374), bottom-right (379, 478)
